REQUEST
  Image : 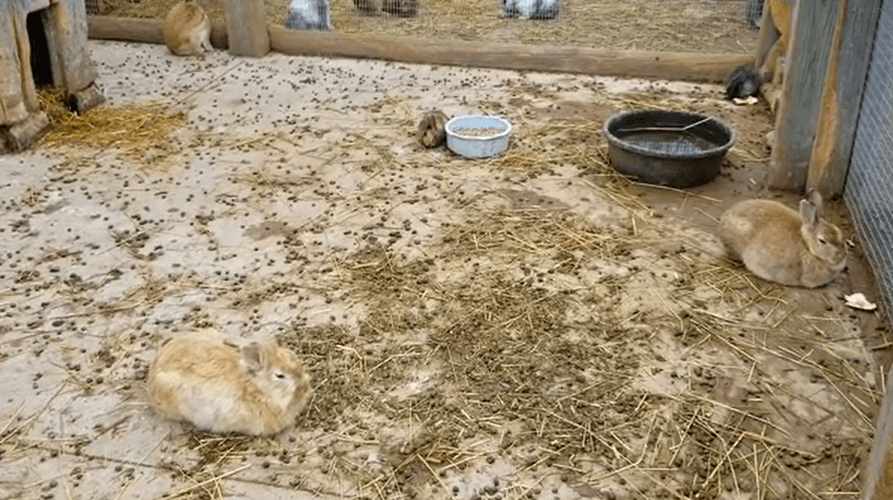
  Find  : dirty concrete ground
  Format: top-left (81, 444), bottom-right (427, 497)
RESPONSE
top-left (0, 41), bottom-right (889, 500)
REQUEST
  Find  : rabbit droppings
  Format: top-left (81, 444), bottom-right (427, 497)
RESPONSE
top-left (417, 110), bottom-right (448, 148)
top-left (147, 330), bottom-right (312, 436)
top-left (163, 1), bottom-right (212, 56)
top-left (718, 190), bottom-right (847, 288)
top-left (284, 0), bottom-right (333, 31)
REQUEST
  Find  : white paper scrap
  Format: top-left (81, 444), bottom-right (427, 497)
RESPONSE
top-left (844, 293), bottom-right (877, 311)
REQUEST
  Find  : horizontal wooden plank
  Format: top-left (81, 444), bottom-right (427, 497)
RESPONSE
top-left (269, 27), bottom-right (751, 83)
top-left (87, 16), bottom-right (228, 49)
top-left (86, 16), bottom-right (751, 83)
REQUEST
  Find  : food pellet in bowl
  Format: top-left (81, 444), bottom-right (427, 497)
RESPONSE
top-left (451, 126), bottom-right (505, 138)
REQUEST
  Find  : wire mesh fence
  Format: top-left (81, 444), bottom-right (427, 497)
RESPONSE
top-left (96, 0), bottom-right (759, 53)
top-left (846, 0), bottom-right (893, 335)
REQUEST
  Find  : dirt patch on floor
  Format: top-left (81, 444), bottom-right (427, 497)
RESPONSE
top-left (100, 0), bottom-right (758, 53)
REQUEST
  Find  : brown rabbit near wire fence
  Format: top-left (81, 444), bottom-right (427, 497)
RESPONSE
top-left (718, 190), bottom-right (847, 289)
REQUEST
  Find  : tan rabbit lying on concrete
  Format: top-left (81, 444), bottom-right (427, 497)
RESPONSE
top-left (163, 0), bottom-right (212, 56)
top-left (147, 329), bottom-right (312, 436)
top-left (718, 190), bottom-right (847, 288)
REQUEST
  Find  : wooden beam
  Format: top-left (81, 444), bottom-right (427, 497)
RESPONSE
top-left (754, 0), bottom-right (780, 71)
top-left (86, 16), bottom-right (228, 49)
top-left (865, 363), bottom-right (893, 500)
top-left (806, 0), bottom-right (882, 199)
top-left (268, 27), bottom-right (751, 83)
top-left (221, 0), bottom-right (269, 57)
top-left (767, 0), bottom-right (839, 191)
top-left (86, 16), bottom-right (751, 83)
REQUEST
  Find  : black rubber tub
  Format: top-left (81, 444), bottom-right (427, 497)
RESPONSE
top-left (602, 110), bottom-right (737, 188)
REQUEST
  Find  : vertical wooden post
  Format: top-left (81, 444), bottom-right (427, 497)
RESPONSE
top-left (865, 363), bottom-right (893, 500)
top-left (222, 0), bottom-right (269, 57)
top-left (755, 0), bottom-right (780, 70)
top-left (806, 0), bottom-right (882, 199)
top-left (767, 0), bottom-right (839, 191)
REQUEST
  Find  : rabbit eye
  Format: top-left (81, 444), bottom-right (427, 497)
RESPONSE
top-left (818, 237), bottom-right (827, 244)
top-left (274, 373), bottom-right (286, 379)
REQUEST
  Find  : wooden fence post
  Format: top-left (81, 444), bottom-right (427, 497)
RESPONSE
top-left (806, 0), bottom-right (882, 199)
top-left (767, 0), bottom-right (839, 191)
top-left (864, 363), bottom-right (893, 500)
top-left (222, 0), bottom-right (269, 57)
top-left (755, 0), bottom-right (780, 70)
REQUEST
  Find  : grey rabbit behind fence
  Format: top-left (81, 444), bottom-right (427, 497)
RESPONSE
top-left (502, 0), bottom-right (559, 20)
top-left (284, 0), bottom-right (333, 30)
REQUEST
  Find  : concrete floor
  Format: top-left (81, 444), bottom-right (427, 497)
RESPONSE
top-left (0, 40), bottom-right (886, 500)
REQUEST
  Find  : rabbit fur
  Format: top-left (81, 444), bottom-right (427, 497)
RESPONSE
top-left (725, 64), bottom-right (761, 99)
top-left (163, 0), bottom-right (212, 56)
top-left (285, 0), bottom-right (333, 31)
top-left (417, 110), bottom-right (448, 148)
top-left (147, 329), bottom-right (312, 436)
top-left (503, 0), bottom-right (559, 20)
top-left (718, 190), bottom-right (847, 288)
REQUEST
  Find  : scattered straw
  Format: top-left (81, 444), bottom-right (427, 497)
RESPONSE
top-left (36, 87), bottom-right (187, 166)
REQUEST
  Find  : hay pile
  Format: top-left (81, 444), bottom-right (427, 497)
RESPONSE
top-left (37, 87), bottom-right (187, 165)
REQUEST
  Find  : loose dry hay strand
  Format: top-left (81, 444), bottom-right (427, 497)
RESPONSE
top-left (732, 334), bottom-right (877, 427)
top-left (436, 203), bottom-right (631, 260)
top-left (0, 384), bottom-right (67, 448)
top-left (167, 463), bottom-right (251, 499)
top-left (0, 402), bottom-right (26, 445)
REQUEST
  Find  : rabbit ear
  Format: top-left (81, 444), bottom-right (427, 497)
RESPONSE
top-left (241, 342), bottom-right (267, 373)
top-left (806, 188), bottom-right (824, 212)
top-left (800, 198), bottom-right (819, 231)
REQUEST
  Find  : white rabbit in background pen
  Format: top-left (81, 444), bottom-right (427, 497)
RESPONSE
top-left (284, 0), bottom-right (334, 31)
top-left (502, 0), bottom-right (559, 20)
